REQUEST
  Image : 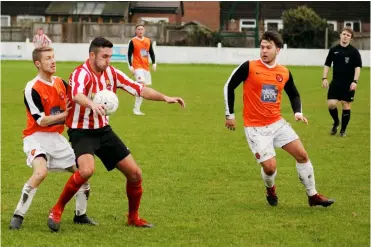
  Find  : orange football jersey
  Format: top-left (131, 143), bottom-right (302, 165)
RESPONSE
top-left (243, 60), bottom-right (290, 126)
top-left (23, 77), bottom-right (67, 137)
top-left (131, 37), bottom-right (151, 70)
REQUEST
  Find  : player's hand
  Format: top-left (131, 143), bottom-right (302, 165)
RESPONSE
top-left (322, 79), bottom-right (329, 88)
top-left (129, 66), bottom-right (135, 75)
top-left (65, 99), bottom-right (72, 113)
top-left (164, 96), bottom-right (185, 108)
top-left (225, 118), bottom-right (236, 131)
top-left (62, 99), bottom-right (72, 118)
top-left (350, 82), bottom-right (357, 91)
top-left (152, 64), bottom-right (157, 72)
top-left (90, 102), bottom-right (107, 117)
top-left (295, 113), bottom-right (308, 124)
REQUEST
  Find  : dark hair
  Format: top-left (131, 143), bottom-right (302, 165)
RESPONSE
top-left (341, 26), bottom-right (354, 38)
top-left (32, 46), bottom-right (54, 63)
top-left (89, 37), bottom-right (113, 53)
top-left (260, 31), bottom-right (284, 48)
top-left (135, 24), bottom-right (144, 29)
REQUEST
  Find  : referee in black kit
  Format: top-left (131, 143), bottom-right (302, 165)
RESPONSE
top-left (322, 26), bottom-right (362, 137)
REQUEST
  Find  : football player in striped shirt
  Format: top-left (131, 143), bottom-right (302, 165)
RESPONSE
top-left (33, 28), bottom-right (52, 48)
top-left (224, 31), bottom-right (335, 208)
top-left (47, 37), bottom-right (185, 232)
top-left (9, 47), bottom-right (96, 230)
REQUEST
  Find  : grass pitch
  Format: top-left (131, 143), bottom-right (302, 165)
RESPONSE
top-left (1, 61), bottom-right (369, 247)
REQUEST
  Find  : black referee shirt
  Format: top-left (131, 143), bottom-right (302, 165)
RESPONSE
top-left (325, 44), bottom-right (362, 84)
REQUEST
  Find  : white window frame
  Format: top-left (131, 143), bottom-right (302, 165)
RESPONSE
top-left (327, 20), bottom-right (337, 31)
top-left (239, 19), bottom-right (256, 31)
top-left (16, 15), bottom-right (46, 22)
top-left (141, 17), bottom-right (169, 23)
top-left (1, 15), bottom-right (11, 26)
top-left (264, 19), bottom-right (283, 31)
top-left (344, 20), bottom-right (362, 32)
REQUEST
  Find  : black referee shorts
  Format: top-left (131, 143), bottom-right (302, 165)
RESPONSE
top-left (327, 81), bottom-right (355, 102)
top-left (67, 126), bottom-right (131, 171)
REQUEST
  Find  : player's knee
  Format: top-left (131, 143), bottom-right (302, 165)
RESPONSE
top-left (328, 103), bottom-right (337, 109)
top-left (296, 150), bottom-right (308, 163)
top-left (262, 161), bottom-right (276, 175)
top-left (128, 167), bottom-right (142, 182)
top-left (79, 166), bottom-right (95, 179)
top-left (265, 166), bottom-right (276, 176)
top-left (77, 155), bottom-right (95, 179)
top-left (341, 102), bottom-right (351, 110)
top-left (33, 167), bottom-right (48, 182)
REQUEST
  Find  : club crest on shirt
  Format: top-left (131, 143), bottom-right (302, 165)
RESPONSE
top-left (345, 57), bottom-right (350, 64)
top-left (31, 149), bottom-right (36, 156)
top-left (255, 153), bottom-right (261, 159)
top-left (276, 74), bottom-right (283, 82)
top-left (59, 91), bottom-right (65, 100)
top-left (91, 93), bottom-right (95, 100)
top-left (105, 79), bottom-right (112, 90)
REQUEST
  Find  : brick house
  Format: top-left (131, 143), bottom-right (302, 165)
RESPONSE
top-left (129, 1), bottom-right (184, 25)
top-left (220, 1), bottom-right (370, 33)
top-left (181, 1), bottom-right (220, 31)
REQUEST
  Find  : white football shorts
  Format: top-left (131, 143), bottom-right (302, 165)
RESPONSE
top-left (244, 118), bottom-right (299, 163)
top-left (23, 132), bottom-right (75, 170)
top-left (134, 68), bottom-right (152, 85)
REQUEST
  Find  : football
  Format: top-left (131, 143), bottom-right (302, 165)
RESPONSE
top-left (93, 89), bottom-right (119, 115)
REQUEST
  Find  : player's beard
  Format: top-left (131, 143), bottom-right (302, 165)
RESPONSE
top-left (95, 61), bottom-right (107, 72)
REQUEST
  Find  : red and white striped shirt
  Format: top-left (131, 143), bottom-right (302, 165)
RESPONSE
top-left (33, 34), bottom-right (52, 48)
top-left (66, 60), bottom-right (143, 129)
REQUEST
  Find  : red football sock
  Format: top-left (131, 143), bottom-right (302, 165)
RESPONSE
top-left (126, 179), bottom-right (143, 219)
top-left (53, 171), bottom-right (87, 213)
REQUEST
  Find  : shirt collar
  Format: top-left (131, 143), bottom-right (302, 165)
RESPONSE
top-left (259, 58), bottom-right (277, 69)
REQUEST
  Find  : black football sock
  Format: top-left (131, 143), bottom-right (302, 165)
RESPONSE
top-left (341, 110), bottom-right (351, 132)
top-left (328, 108), bottom-right (339, 125)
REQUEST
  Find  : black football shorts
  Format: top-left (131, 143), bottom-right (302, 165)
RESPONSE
top-left (327, 81), bottom-right (355, 102)
top-left (68, 126), bottom-right (131, 171)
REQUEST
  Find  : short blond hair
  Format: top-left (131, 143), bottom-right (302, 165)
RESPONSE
top-left (32, 46), bottom-right (54, 63)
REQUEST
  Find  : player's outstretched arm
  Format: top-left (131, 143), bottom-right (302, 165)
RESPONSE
top-left (140, 87), bottom-right (185, 108)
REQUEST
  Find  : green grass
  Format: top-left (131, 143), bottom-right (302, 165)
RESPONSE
top-left (1, 61), bottom-right (370, 247)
